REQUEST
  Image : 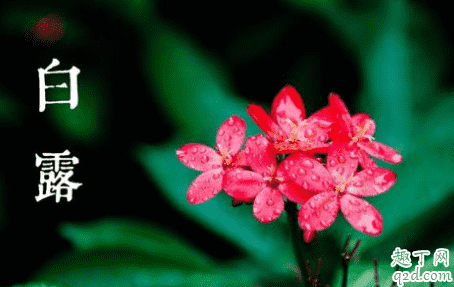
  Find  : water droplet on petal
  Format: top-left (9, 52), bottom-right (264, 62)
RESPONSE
top-left (322, 181), bottom-right (331, 189)
top-left (321, 220), bottom-right (328, 227)
top-left (227, 117), bottom-right (235, 125)
top-left (311, 174), bottom-right (320, 181)
top-left (201, 155), bottom-right (209, 163)
top-left (291, 173), bottom-right (297, 179)
top-left (192, 147), bottom-right (198, 153)
top-left (319, 135), bottom-right (327, 142)
top-left (304, 223), bottom-right (312, 230)
top-left (289, 160), bottom-right (295, 166)
top-left (353, 181), bottom-right (363, 187)
top-left (244, 147), bottom-right (250, 154)
top-left (372, 219), bottom-right (381, 230)
top-left (309, 201), bottom-right (316, 209)
top-left (349, 150), bottom-right (358, 159)
top-left (304, 128), bottom-right (316, 138)
top-left (336, 167), bottom-right (344, 175)
top-left (176, 150), bottom-right (186, 158)
top-left (233, 126), bottom-right (239, 133)
top-left (190, 156), bottom-right (195, 161)
top-left (218, 129), bottom-right (225, 136)
top-left (348, 198), bottom-right (359, 205)
top-left (298, 168), bottom-right (306, 175)
top-left (183, 159), bottom-right (189, 164)
top-left (338, 155), bottom-right (346, 163)
top-left (253, 207), bottom-right (258, 213)
top-left (212, 164), bottom-right (221, 169)
top-left (302, 182), bottom-right (309, 189)
top-left (213, 173), bottom-right (221, 180)
top-left (302, 160), bottom-right (314, 168)
top-left (329, 159), bottom-right (336, 167)
top-left (266, 199), bottom-right (274, 206)
top-left (366, 170), bottom-right (374, 176)
top-left (303, 213), bottom-right (309, 220)
top-left (189, 197), bottom-right (196, 203)
top-left (273, 209), bottom-right (281, 215)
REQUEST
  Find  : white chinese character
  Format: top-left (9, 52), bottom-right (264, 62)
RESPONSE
top-left (38, 58), bottom-right (80, 112)
top-left (434, 248), bottom-right (449, 268)
top-left (35, 150), bottom-right (82, 202)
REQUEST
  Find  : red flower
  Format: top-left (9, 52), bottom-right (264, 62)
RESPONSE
top-left (247, 85), bottom-right (334, 154)
top-left (176, 115), bottom-right (248, 204)
top-left (328, 93), bottom-right (403, 168)
top-left (296, 144), bottom-right (397, 236)
top-left (223, 134), bottom-right (315, 223)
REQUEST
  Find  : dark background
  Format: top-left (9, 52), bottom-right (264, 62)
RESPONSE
top-left (1, 0), bottom-right (454, 286)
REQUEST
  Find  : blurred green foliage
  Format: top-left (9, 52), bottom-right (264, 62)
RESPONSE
top-left (1, 0), bottom-right (454, 286)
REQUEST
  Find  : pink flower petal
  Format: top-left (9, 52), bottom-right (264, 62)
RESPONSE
top-left (339, 194), bottom-right (383, 236)
top-left (298, 192), bottom-right (339, 231)
top-left (244, 134), bottom-right (276, 175)
top-left (223, 168), bottom-right (264, 201)
top-left (351, 113), bottom-right (376, 137)
top-left (328, 93), bottom-right (354, 137)
top-left (303, 230), bottom-right (317, 243)
top-left (357, 140), bottom-right (403, 164)
top-left (358, 150), bottom-right (378, 169)
top-left (232, 149), bottom-right (249, 167)
top-left (278, 181), bottom-right (317, 205)
top-left (187, 168), bottom-right (224, 204)
top-left (326, 143), bottom-right (359, 184)
top-left (176, 144), bottom-right (222, 171)
top-left (278, 153), bottom-right (334, 193)
top-left (346, 167), bottom-right (397, 197)
top-left (216, 115), bottom-right (246, 155)
top-left (271, 85), bottom-right (306, 135)
top-left (253, 187), bottom-right (285, 223)
top-left (247, 104), bottom-right (285, 141)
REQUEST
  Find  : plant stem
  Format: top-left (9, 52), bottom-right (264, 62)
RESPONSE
top-left (286, 201), bottom-right (307, 287)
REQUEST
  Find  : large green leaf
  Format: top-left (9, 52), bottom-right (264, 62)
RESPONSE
top-left (59, 217), bottom-right (214, 270)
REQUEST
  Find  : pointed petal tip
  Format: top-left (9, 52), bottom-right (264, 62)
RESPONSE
top-left (391, 153), bottom-right (403, 164)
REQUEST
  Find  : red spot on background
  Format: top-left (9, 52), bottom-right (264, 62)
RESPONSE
top-left (24, 13), bottom-right (66, 46)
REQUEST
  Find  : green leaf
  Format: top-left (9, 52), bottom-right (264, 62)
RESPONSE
top-left (33, 249), bottom-right (259, 287)
top-left (59, 217), bottom-right (214, 270)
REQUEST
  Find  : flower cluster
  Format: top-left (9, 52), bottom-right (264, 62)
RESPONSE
top-left (176, 85), bottom-right (402, 239)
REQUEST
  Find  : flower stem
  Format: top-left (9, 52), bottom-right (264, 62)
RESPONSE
top-left (286, 201), bottom-right (307, 286)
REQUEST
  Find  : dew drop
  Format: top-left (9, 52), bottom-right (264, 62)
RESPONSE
top-left (203, 196), bottom-right (209, 201)
top-left (372, 219), bottom-right (381, 230)
top-left (244, 147), bottom-right (250, 154)
top-left (266, 199), bottom-right (274, 206)
top-left (336, 167), bottom-right (344, 175)
top-left (291, 173), bottom-right (297, 179)
top-left (233, 126), bottom-right (239, 133)
top-left (212, 164), bottom-right (221, 169)
top-left (303, 213), bottom-right (309, 220)
top-left (321, 220), bottom-right (328, 227)
top-left (176, 150), bottom-right (186, 158)
top-left (309, 201), bottom-right (316, 209)
top-left (322, 181), bottom-right (331, 189)
top-left (218, 129), bottom-right (225, 136)
top-left (182, 159), bottom-right (189, 164)
top-left (311, 174), bottom-right (320, 181)
top-left (192, 147), bottom-right (198, 153)
top-left (298, 168), bottom-right (306, 175)
top-left (302, 182), bottom-right (309, 189)
top-left (189, 197), bottom-right (196, 204)
top-left (273, 209), bottom-right (281, 215)
top-left (349, 198), bottom-right (359, 206)
top-left (304, 128), bottom-right (316, 138)
top-left (349, 150), bottom-right (358, 159)
top-left (227, 117), bottom-right (235, 125)
top-left (366, 169), bottom-right (374, 176)
top-left (302, 159), bottom-right (314, 168)
top-left (329, 159), bottom-right (336, 167)
top-left (199, 147), bottom-right (206, 153)
top-left (289, 160), bottom-right (295, 166)
top-left (319, 135), bottom-right (327, 142)
top-left (353, 181), bottom-right (363, 187)
top-left (212, 189), bottom-right (218, 195)
top-left (201, 155), bottom-right (209, 163)
top-left (253, 207), bottom-right (258, 213)
top-left (284, 165), bottom-right (290, 171)
top-left (213, 173), bottom-right (221, 180)
top-left (304, 223), bottom-right (312, 230)
top-left (338, 155), bottom-right (346, 163)
top-left (190, 156), bottom-right (195, 161)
